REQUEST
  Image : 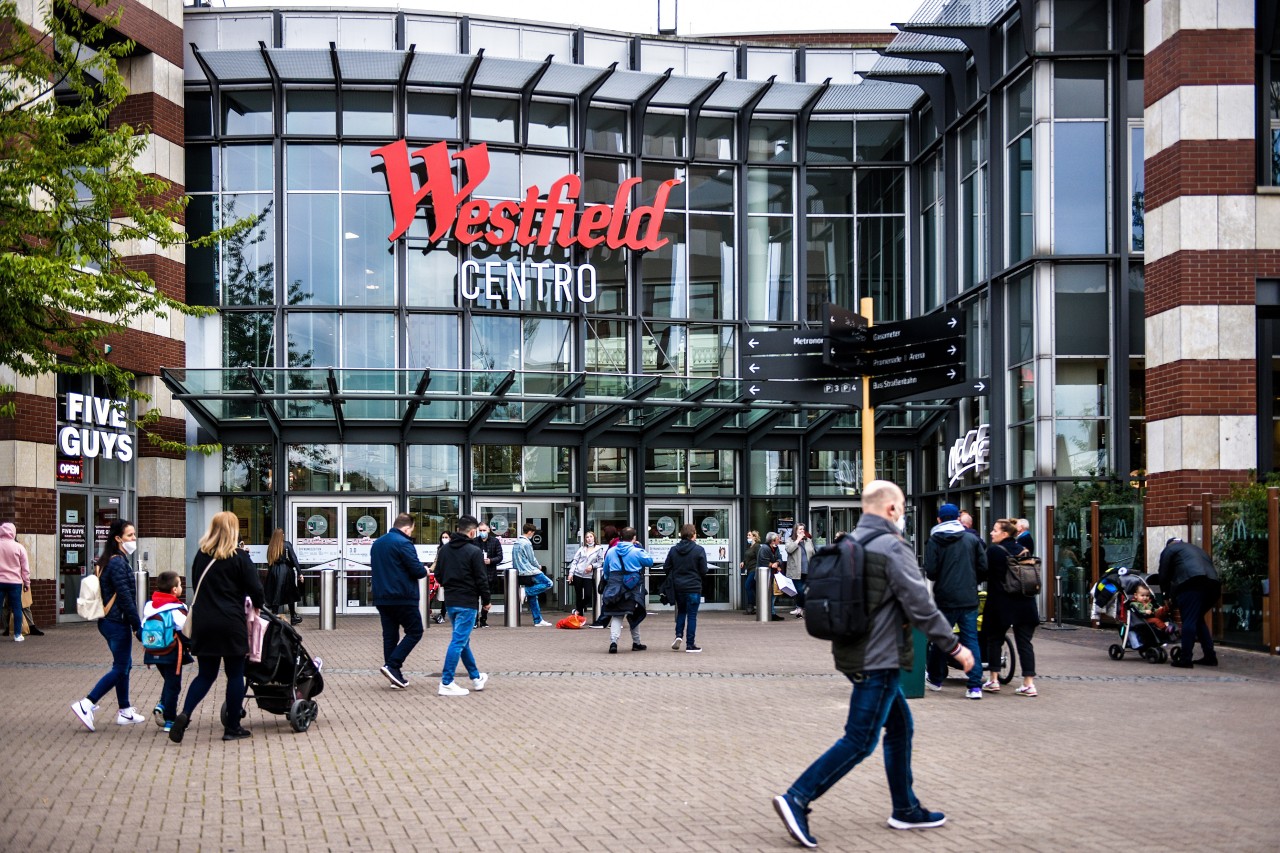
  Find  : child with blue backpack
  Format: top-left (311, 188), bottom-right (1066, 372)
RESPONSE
top-left (142, 571), bottom-right (191, 732)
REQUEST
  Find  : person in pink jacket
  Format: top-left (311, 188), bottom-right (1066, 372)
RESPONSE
top-left (0, 522), bottom-right (31, 643)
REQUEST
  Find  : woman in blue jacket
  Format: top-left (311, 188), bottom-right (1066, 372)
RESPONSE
top-left (71, 518), bottom-right (147, 731)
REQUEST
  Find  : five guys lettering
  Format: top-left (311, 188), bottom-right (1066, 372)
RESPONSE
top-left (373, 140), bottom-right (680, 250)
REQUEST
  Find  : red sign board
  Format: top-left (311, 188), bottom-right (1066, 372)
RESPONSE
top-left (57, 458), bottom-right (84, 483)
top-left (373, 140), bottom-right (680, 251)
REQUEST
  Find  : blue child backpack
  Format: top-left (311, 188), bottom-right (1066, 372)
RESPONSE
top-left (141, 607), bottom-right (180, 654)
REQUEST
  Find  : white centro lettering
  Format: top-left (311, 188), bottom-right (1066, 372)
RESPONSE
top-left (576, 264), bottom-right (597, 302)
top-left (552, 263), bottom-right (573, 303)
top-left (460, 260), bottom-right (481, 299)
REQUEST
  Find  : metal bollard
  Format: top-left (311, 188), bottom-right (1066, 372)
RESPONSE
top-left (134, 569), bottom-right (149, 602)
top-left (319, 569), bottom-right (337, 630)
top-left (757, 569), bottom-right (772, 623)
top-left (592, 567), bottom-right (603, 623)
top-left (504, 568), bottom-right (521, 627)
top-left (418, 574), bottom-right (429, 628)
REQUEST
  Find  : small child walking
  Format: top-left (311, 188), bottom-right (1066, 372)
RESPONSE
top-left (142, 571), bottom-right (191, 732)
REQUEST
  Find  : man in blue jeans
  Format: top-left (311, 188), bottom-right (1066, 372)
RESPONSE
top-left (773, 481), bottom-right (975, 848)
top-left (433, 515), bottom-right (491, 696)
top-left (370, 513), bottom-right (427, 689)
top-left (923, 502), bottom-right (987, 698)
top-left (512, 521), bottom-right (554, 626)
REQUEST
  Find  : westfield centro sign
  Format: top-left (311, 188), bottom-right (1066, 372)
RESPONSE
top-left (373, 140), bottom-right (680, 306)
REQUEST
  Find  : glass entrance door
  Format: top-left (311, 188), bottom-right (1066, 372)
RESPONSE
top-left (644, 503), bottom-right (734, 609)
top-left (811, 504), bottom-right (861, 549)
top-left (57, 491), bottom-right (123, 621)
top-left (475, 501), bottom-right (573, 612)
top-left (290, 499), bottom-right (393, 614)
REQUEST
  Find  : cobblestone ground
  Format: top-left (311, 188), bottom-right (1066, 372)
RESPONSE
top-left (2, 613), bottom-right (1277, 852)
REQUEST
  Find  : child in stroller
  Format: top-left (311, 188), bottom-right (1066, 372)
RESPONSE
top-left (1092, 568), bottom-right (1178, 663)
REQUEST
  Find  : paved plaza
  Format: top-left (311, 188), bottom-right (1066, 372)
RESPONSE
top-left (2, 612), bottom-right (1278, 852)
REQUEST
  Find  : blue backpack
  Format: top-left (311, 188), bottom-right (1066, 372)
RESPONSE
top-left (142, 607), bottom-right (180, 654)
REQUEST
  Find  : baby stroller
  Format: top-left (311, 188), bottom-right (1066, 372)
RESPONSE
top-left (1091, 568), bottom-right (1178, 664)
top-left (223, 609), bottom-right (325, 733)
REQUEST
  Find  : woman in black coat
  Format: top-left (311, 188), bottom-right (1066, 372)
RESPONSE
top-left (264, 528), bottom-right (303, 625)
top-left (169, 511), bottom-right (265, 743)
top-left (982, 518), bottom-right (1038, 697)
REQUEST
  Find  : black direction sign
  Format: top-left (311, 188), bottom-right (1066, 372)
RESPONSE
top-left (870, 311), bottom-right (962, 350)
top-left (823, 303), bottom-right (871, 346)
top-left (741, 331), bottom-right (826, 358)
top-left (869, 364), bottom-right (967, 407)
top-left (743, 353), bottom-right (856, 381)
top-left (744, 378), bottom-right (861, 404)
top-left (883, 376), bottom-right (991, 405)
top-left (823, 338), bottom-right (872, 373)
top-left (867, 336), bottom-right (963, 375)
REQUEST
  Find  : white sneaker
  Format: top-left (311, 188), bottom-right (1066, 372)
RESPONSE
top-left (534, 620), bottom-right (552, 627)
top-left (116, 707), bottom-right (147, 726)
top-left (14, 634), bottom-right (24, 642)
top-left (790, 607), bottom-right (804, 618)
top-left (671, 636), bottom-right (684, 651)
top-left (472, 672), bottom-right (489, 691)
top-left (438, 681), bottom-right (469, 696)
top-left (71, 699), bottom-right (97, 732)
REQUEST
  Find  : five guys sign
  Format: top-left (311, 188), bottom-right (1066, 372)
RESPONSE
top-left (373, 140), bottom-right (680, 305)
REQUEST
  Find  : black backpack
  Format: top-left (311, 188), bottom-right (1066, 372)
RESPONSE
top-left (803, 530), bottom-right (888, 641)
top-left (1002, 549), bottom-right (1042, 597)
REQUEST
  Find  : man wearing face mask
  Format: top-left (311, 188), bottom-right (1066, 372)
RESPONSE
top-left (474, 523), bottom-right (503, 628)
top-left (740, 530), bottom-right (760, 615)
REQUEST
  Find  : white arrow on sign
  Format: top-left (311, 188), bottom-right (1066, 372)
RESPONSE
top-left (947, 369), bottom-right (956, 379)
top-left (749, 363), bottom-right (760, 374)
top-left (748, 338), bottom-right (760, 349)
top-left (973, 380), bottom-right (986, 392)
top-left (947, 317), bottom-right (958, 328)
top-left (749, 385), bottom-right (761, 395)
top-left (947, 345), bottom-right (957, 355)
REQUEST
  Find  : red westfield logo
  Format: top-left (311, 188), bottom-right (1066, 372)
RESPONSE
top-left (373, 140), bottom-right (680, 251)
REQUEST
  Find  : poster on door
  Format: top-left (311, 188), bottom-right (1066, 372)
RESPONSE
top-left (294, 537), bottom-right (340, 564)
top-left (345, 537), bottom-right (375, 564)
top-left (699, 538), bottom-right (730, 563)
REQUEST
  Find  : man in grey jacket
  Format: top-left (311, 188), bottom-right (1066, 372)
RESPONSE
top-left (773, 480), bottom-right (975, 849)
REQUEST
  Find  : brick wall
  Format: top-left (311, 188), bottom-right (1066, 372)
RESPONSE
top-left (27, 578), bottom-right (57, 630)
top-left (120, 254), bottom-right (187, 303)
top-left (0, 487), bottom-right (57, 535)
top-left (110, 92), bottom-right (184, 147)
top-left (137, 496), bottom-right (185, 538)
top-left (72, 0), bottom-right (184, 65)
top-left (0, 394), bottom-right (56, 443)
top-left (137, 415), bottom-right (187, 459)
top-left (1144, 139), bottom-right (1255, 210)
top-left (1143, 29), bottom-right (1254, 107)
top-left (1144, 251), bottom-right (1262, 315)
top-left (1146, 469), bottom-right (1255, 526)
top-left (1144, 360), bottom-right (1255, 420)
top-left (99, 326), bottom-right (185, 376)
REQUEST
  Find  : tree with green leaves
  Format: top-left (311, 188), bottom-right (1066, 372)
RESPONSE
top-left (0, 0), bottom-right (236, 452)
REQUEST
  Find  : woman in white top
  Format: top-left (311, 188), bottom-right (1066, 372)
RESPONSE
top-left (568, 530), bottom-right (606, 617)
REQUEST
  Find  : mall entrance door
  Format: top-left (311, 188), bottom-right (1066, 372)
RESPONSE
top-left (289, 499), bottom-right (395, 615)
top-left (56, 490), bottom-right (124, 622)
top-left (644, 503), bottom-right (733, 609)
top-left (475, 500), bottom-right (577, 613)
top-left (810, 504), bottom-right (861, 548)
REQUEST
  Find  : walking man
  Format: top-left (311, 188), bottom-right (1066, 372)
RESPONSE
top-left (512, 522), bottom-right (554, 627)
top-left (773, 480), bottom-right (975, 848)
top-left (1157, 537), bottom-right (1221, 668)
top-left (370, 513), bottom-right (426, 689)
top-left (923, 502), bottom-right (987, 698)
top-left (664, 524), bottom-right (707, 653)
top-left (434, 515), bottom-right (491, 695)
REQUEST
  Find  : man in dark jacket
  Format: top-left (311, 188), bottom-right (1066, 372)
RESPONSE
top-left (1016, 518), bottom-right (1035, 555)
top-left (371, 513), bottom-right (427, 689)
top-left (1158, 537), bottom-right (1221, 667)
top-left (474, 521), bottom-right (504, 628)
top-left (434, 516), bottom-right (491, 695)
top-left (923, 503), bottom-right (987, 698)
top-left (664, 524), bottom-right (708, 652)
top-left (773, 481), bottom-right (975, 848)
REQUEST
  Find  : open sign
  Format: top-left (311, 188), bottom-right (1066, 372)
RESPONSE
top-left (57, 458), bottom-right (83, 482)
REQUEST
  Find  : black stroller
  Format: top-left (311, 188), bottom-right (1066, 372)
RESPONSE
top-left (222, 609), bottom-right (324, 733)
top-left (1092, 568), bottom-right (1178, 664)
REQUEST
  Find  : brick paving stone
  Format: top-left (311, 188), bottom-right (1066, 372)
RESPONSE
top-left (1, 613), bottom-right (1278, 851)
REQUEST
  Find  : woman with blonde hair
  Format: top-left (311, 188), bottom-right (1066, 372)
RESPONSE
top-left (169, 511), bottom-right (265, 744)
top-left (264, 528), bottom-right (303, 625)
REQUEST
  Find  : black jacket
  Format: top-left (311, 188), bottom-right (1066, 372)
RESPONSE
top-left (664, 538), bottom-right (708, 594)
top-left (435, 534), bottom-right (491, 610)
top-left (188, 549), bottom-right (265, 657)
top-left (98, 554), bottom-right (141, 632)
top-left (1016, 531), bottom-right (1035, 555)
top-left (1157, 540), bottom-right (1220, 597)
top-left (371, 528), bottom-right (426, 606)
top-left (477, 533), bottom-right (504, 574)
top-left (265, 541), bottom-right (301, 608)
top-left (983, 539), bottom-right (1039, 628)
top-left (923, 521), bottom-right (986, 610)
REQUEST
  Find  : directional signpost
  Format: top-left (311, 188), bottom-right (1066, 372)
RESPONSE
top-left (743, 378), bottom-right (861, 404)
top-left (739, 322), bottom-right (862, 403)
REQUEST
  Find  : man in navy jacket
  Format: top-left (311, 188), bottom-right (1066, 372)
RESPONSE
top-left (371, 513), bottom-right (427, 689)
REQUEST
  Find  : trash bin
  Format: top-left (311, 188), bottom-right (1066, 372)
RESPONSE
top-left (902, 628), bottom-right (928, 699)
top-left (319, 569), bottom-right (337, 630)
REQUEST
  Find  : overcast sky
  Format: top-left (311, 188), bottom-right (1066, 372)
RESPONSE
top-left (219, 0), bottom-right (926, 35)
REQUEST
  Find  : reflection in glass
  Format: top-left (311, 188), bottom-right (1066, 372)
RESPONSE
top-left (807, 120), bottom-right (853, 162)
top-left (1055, 360), bottom-right (1108, 417)
top-left (1130, 126), bottom-right (1144, 251)
top-left (586, 108), bottom-right (627, 154)
top-left (748, 118), bottom-right (792, 162)
top-left (223, 90), bottom-right (272, 136)
top-left (643, 112), bottom-right (685, 158)
top-left (588, 447), bottom-right (628, 492)
top-left (586, 243), bottom-right (626, 314)
top-left (285, 90), bottom-right (337, 135)
top-left (287, 193), bottom-right (338, 304)
top-left (688, 214), bottom-right (734, 318)
top-left (408, 497), bottom-right (461, 547)
top-left (287, 312), bottom-right (339, 367)
top-left (222, 445), bottom-right (273, 492)
top-left (220, 194), bottom-right (276, 306)
top-left (640, 220), bottom-right (686, 318)
top-left (855, 119), bottom-right (906, 161)
top-left (224, 145), bottom-right (273, 191)
top-left (1007, 271), bottom-right (1034, 364)
top-left (642, 322), bottom-right (686, 374)
top-left (341, 194), bottom-right (394, 305)
top-left (407, 313), bottom-right (460, 369)
top-left (857, 216), bottom-right (905, 323)
top-left (287, 144), bottom-right (339, 190)
top-left (523, 318), bottom-right (572, 372)
top-left (1055, 420), bottom-right (1107, 476)
top-left (587, 320), bottom-right (629, 373)
top-left (406, 91), bottom-right (458, 140)
top-left (471, 97), bottom-right (518, 143)
top-left (747, 168), bottom-right (793, 214)
top-left (687, 325), bottom-right (732, 378)
top-left (527, 101), bottom-right (571, 147)
top-left (223, 312), bottom-right (275, 369)
top-left (406, 232), bottom-right (458, 307)
top-left (751, 450), bottom-right (795, 495)
top-left (1008, 135), bottom-right (1033, 263)
top-left (1054, 122), bottom-right (1106, 254)
top-left (806, 169), bottom-right (853, 215)
top-left (1053, 61), bottom-right (1108, 119)
top-left (747, 217), bottom-right (794, 321)
top-left (341, 144), bottom-right (389, 192)
top-left (524, 446), bottom-right (572, 491)
top-left (694, 115), bottom-right (734, 159)
top-left (1055, 265), bottom-right (1109, 355)
top-left (583, 157), bottom-right (629, 205)
top-left (408, 445), bottom-right (461, 492)
top-left (342, 91), bottom-right (393, 138)
top-left (806, 218), bottom-right (854, 322)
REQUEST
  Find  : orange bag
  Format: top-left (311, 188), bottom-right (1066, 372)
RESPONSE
top-left (556, 614), bottom-right (587, 629)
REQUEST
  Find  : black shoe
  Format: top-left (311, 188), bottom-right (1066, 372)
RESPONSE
top-left (685, 644), bottom-right (702, 653)
top-left (290, 616), bottom-right (303, 626)
top-left (773, 794), bottom-right (817, 848)
top-left (433, 614), bottom-right (446, 624)
top-left (380, 665), bottom-right (408, 689)
top-left (168, 713), bottom-right (190, 744)
top-left (222, 727), bottom-right (252, 741)
top-left (632, 642), bottom-right (647, 651)
top-left (608, 642), bottom-right (618, 654)
top-left (746, 608), bottom-right (756, 616)
top-left (1194, 656), bottom-right (1218, 666)
top-left (1, 630), bottom-right (7, 637)
top-left (1170, 659), bottom-right (1194, 669)
top-left (771, 614), bottom-right (785, 621)
top-left (29, 627), bottom-right (44, 636)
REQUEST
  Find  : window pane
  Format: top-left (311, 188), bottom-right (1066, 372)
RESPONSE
top-left (583, 157), bottom-right (628, 206)
top-left (342, 144), bottom-right (390, 192)
top-left (858, 216), bottom-right (906, 323)
top-left (187, 195), bottom-right (217, 306)
top-left (1055, 359), bottom-right (1107, 417)
top-left (806, 169), bottom-right (854, 215)
top-left (286, 90), bottom-right (337, 135)
top-left (856, 169), bottom-right (904, 215)
top-left (187, 92), bottom-right (213, 137)
top-left (406, 91), bottom-right (458, 140)
top-left (287, 144), bottom-right (339, 190)
top-left (640, 217), bottom-right (686, 318)
top-left (287, 312), bottom-right (339, 367)
top-left (855, 119), bottom-right (905, 161)
top-left (587, 319), bottom-right (630, 372)
top-left (1008, 135), bottom-right (1034, 262)
top-left (344, 313), bottom-right (395, 369)
top-left (1130, 126), bottom-right (1145, 252)
top-left (586, 108), bottom-right (627, 153)
top-left (221, 193), bottom-right (275, 306)
top-left (587, 447), bottom-right (628, 492)
top-left (407, 445), bottom-right (460, 492)
top-left (749, 118), bottom-right (793, 163)
top-left (405, 234), bottom-right (458, 307)
top-left (223, 445), bottom-right (272, 492)
top-left (806, 217), bottom-right (855, 320)
top-left (746, 217), bottom-right (794, 321)
top-left (342, 90), bottom-right (393, 137)
top-left (471, 314), bottom-right (520, 371)
top-left (342, 195), bottom-right (395, 305)
top-left (643, 112), bottom-right (685, 158)
top-left (1009, 422), bottom-right (1035, 477)
top-left (586, 243), bottom-right (627, 315)
top-left (694, 115), bottom-right (734, 160)
top-left (1006, 74), bottom-right (1032, 139)
top-left (224, 145), bottom-right (273, 191)
top-left (641, 323), bottom-right (686, 374)
top-left (1053, 122), bottom-right (1106, 254)
top-left (688, 214), bottom-right (734, 318)
top-left (343, 445), bottom-right (397, 492)
top-left (471, 97), bottom-right (518, 143)
top-left (523, 318), bottom-right (571, 372)
top-left (187, 145), bottom-right (217, 193)
top-left (223, 312), bottom-right (275, 369)
top-left (1054, 61), bottom-right (1108, 119)
top-left (1054, 0), bottom-right (1109, 51)
top-left (472, 445), bottom-right (520, 490)
top-left (752, 450), bottom-right (795, 495)
top-left (748, 168), bottom-right (793, 214)
top-left (287, 193), bottom-right (339, 305)
top-left (1055, 265), bottom-right (1109, 355)
top-left (807, 119), bottom-right (852, 162)
top-left (1128, 264), bottom-right (1144, 354)
top-left (685, 165), bottom-right (733, 213)
top-left (1007, 271), bottom-right (1034, 364)
top-left (1055, 419), bottom-right (1107, 476)
top-left (524, 446), bottom-right (571, 491)
top-left (688, 324), bottom-right (732, 377)
top-left (223, 90), bottom-right (272, 136)
top-left (407, 313), bottom-right (459, 369)
top-left (527, 101), bottom-right (571, 147)
top-left (523, 153), bottom-right (574, 195)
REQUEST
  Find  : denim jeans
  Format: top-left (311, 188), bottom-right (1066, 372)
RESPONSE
top-left (524, 572), bottom-right (553, 623)
top-left (156, 662), bottom-right (181, 722)
top-left (88, 619), bottom-right (134, 708)
top-left (181, 654), bottom-right (247, 730)
top-left (0, 582), bottom-right (23, 634)
top-left (674, 592), bottom-right (701, 645)
top-left (441, 606), bottom-right (480, 685)
top-left (925, 607), bottom-right (982, 689)
top-left (377, 603), bottom-right (424, 669)
top-left (787, 669), bottom-right (921, 818)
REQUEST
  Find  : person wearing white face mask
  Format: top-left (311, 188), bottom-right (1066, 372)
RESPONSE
top-left (71, 518), bottom-right (147, 731)
top-left (474, 523), bottom-right (504, 628)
